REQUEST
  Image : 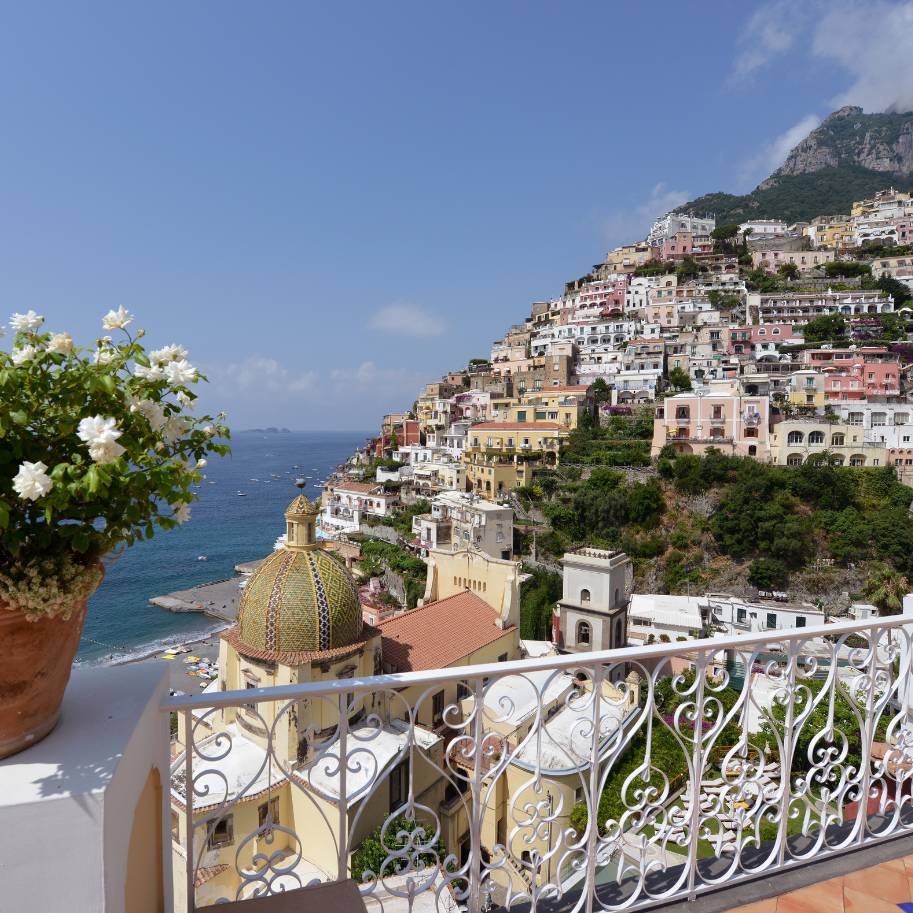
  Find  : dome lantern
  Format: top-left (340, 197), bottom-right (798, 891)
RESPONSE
top-left (284, 484), bottom-right (319, 551)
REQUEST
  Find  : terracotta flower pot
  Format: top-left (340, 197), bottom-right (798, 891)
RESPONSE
top-left (0, 592), bottom-right (93, 760)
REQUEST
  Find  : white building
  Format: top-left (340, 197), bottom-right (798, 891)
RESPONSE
top-left (702, 594), bottom-right (825, 635)
top-left (553, 549), bottom-right (632, 667)
top-left (412, 491), bottom-right (513, 560)
top-left (740, 219), bottom-right (787, 238)
top-left (320, 480), bottom-right (395, 533)
top-left (647, 212), bottom-right (715, 245)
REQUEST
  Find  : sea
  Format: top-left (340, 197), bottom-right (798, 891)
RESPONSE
top-left (75, 430), bottom-right (368, 666)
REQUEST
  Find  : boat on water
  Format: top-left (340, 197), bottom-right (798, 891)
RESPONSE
top-left (197, 555), bottom-right (208, 561)
top-left (237, 491), bottom-right (247, 497)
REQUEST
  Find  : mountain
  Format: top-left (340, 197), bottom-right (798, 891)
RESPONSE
top-left (678, 107), bottom-right (913, 225)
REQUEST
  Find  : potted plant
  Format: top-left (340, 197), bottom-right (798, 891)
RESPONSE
top-left (0, 307), bottom-right (229, 758)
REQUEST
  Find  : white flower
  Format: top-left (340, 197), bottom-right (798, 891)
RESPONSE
top-left (88, 440), bottom-right (126, 464)
top-left (13, 461), bottom-right (53, 500)
top-left (173, 504), bottom-right (191, 524)
top-left (164, 358), bottom-right (197, 386)
top-left (129, 398), bottom-right (167, 431)
top-left (101, 305), bottom-right (133, 330)
top-left (202, 424), bottom-right (215, 436)
top-left (195, 458), bottom-right (207, 469)
top-left (134, 362), bottom-right (165, 381)
top-left (150, 344), bottom-right (188, 365)
top-left (47, 332), bottom-right (73, 355)
top-left (77, 415), bottom-right (123, 446)
top-left (176, 391), bottom-right (193, 407)
top-left (162, 415), bottom-right (189, 443)
top-left (11, 344), bottom-right (39, 365)
top-left (10, 310), bottom-right (44, 332)
top-left (93, 346), bottom-right (115, 365)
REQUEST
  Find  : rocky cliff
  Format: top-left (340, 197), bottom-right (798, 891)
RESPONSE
top-left (759, 106), bottom-right (913, 190)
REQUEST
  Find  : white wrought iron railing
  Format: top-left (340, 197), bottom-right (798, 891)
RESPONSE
top-left (164, 614), bottom-right (913, 912)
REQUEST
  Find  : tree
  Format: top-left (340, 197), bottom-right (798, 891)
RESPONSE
top-left (748, 558), bottom-right (788, 589)
top-left (667, 366), bottom-right (692, 391)
top-left (389, 430), bottom-right (399, 450)
top-left (802, 313), bottom-right (846, 343)
top-left (824, 260), bottom-right (871, 279)
top-left (351, 815), bottom-right (447, 881)
top-left (676, 256), bottom-right (700, 282)
top-left (711, 223), bottom-right (741, 241)
top-left (590, 377), bottom-right (611, 405)
top-left (875, 276), bottom-right (913, 307)
top-left (777, 262), bottom-right (800, 281)
top-left (862, 563), bottom-right (911, 615)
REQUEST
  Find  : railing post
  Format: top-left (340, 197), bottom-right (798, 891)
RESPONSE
top-left (583, 664), bottom-right (605, 913)
top-left (337, 691), bottom-right (350, 881)
top-left (469, 676), bottom-right (485, 913)
top-left (855, 625), bottom-right (878, 845)
top-left (685, 651), bottom-right (708, 901)
top-left (776, 641), bottom-right (799, 868)
top-left (183, 709), bottom-right (196, 913)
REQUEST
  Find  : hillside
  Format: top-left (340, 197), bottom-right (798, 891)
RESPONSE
top-left (678, 107), bottom-right (913, 224)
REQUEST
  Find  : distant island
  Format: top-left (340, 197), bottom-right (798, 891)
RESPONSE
top-left (238, 427), bottom-right (292, 434)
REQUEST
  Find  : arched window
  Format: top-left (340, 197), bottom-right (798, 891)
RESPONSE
top-left (808, 431), bottom-right (825, 445)
top-left (787, 431), bottom-right (804, 445)
top-left (576, 621), bottom-right (591, 645)
top-left (580, 589), bottom-right (591, 604)
top-left (787, 454), bottom-right (803, 466)
top-left (849, 454), bottom-right (866, 467)
top-left (831, 433), bottom-right (845, 446)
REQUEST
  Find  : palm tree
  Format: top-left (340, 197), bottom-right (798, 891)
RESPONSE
top-left (863, 563), bottom-right (911, 616)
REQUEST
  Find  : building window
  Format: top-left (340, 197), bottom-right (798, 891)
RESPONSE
top-left (432, 690), bottom-right (445, 727)
top-left (796, 617), bottom-right (806, 628)
top-left (766, 613), bottom-right (777, 630)
top-left (207, 815), bottom-right (234, 850)
top-left (787, 454), bottom-right (803, 466)
top-left (787, 431), bottom-right (804, 445)
top-left (258, 797), bottom-right (280, 834)
top-left (580, 588), bottom-right (591, 604)
top-left (831, 433), bottom-right (845, 446)
top-left (389, 761), bottom-right (408, 811)
top-left (576, 621), bottom-right (591, 645)
top-left (737, 608), bottom-right (747, 624)
top-left (808, 431), bottom-right (825, 445)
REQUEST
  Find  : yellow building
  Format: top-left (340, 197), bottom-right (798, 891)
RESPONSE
top-left (463, 421), bottom-right (568, 499)
top-left (813, 220), bottom-right (854, 250)
top-left (516, 385), bottom-right (592, 430)
top-left (770, 419), bottom-right (888, 467)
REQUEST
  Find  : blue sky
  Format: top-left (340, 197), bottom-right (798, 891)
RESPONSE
top-left (2, 1), bottom-right (912, 429)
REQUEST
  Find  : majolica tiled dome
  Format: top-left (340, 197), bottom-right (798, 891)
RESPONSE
top-left (236, 495), bottom-right (362, 655)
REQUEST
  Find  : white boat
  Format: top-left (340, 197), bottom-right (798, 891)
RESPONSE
top-left (197, 555), bottom-right (208, 561)
top-left (237, 491), bottom-right (247, 497)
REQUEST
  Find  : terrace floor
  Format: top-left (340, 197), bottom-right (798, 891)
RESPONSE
top-left (727, 855), bottom-right (913, 913)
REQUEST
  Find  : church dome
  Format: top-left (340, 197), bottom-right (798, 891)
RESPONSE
top-left (236, 494), bottom-right (363, 656)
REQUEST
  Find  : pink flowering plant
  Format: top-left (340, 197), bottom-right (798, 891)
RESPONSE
top-left (0, 307), bottom-right (230, 618)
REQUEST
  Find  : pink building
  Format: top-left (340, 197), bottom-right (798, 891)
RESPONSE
top-left (651, 383), bottom-right (770, 459)
top-left (728, 324), bottom-right (800, 355)
top-left (799, 348), bottom-right (901, 398)
top-left (577, 278), bottom-right (626, 317)
top-left (898, 220), bottom-right (911, 245)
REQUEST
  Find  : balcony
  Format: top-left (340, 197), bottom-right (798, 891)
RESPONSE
top-left (149, 615), bottom-right (913, 912)
top-left (10, 616), bottom-right (913, 913)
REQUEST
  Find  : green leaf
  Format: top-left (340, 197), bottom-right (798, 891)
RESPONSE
top-left (9, 410), bottom-right (28, 426)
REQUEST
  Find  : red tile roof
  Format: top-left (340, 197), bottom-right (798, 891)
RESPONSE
top-left (379, 591), bottom-right (515, 672)
top-left (468, 422), bottom-right (564, 431)
top-left (328, 480), bottom-right (382, 494)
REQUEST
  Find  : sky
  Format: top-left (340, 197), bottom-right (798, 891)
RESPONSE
top-left (1, 0), bottom-right (912, 430)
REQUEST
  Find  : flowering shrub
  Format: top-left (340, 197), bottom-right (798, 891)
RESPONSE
top-left (0, 307), bottom-right (229, 618)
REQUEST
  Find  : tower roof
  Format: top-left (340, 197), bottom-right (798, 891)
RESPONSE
top-left (237, 546), bottom-right (362, 657)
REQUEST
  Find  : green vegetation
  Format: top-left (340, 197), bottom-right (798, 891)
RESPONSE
top-left (824, 260), bottom-right (871, 278)
top-left (390, 499), bottom-right (431, 537)
top-left (862, 562), bottom-right (911, 615)
top-left (678, 164), bottom-right (913, 225)
top-left (359, 539), bottom-right (427, 608)
top-left (802, 313), bottom-right (846, 343)
top-left (351, 815), bottom-right (448, 881)
top-left (562, 407), bottom-right (653, 466)
top-left (519, 566), bottom-right (563, 639)
top-left (667, 366), bottom-right (692, 391)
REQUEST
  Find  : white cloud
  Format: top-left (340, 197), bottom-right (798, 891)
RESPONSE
top-left (732, 1), bottom-right (913, 113)
top-left (732, 0), bottom-right (807, 80)
top-left (738, 113), bottom-right (822, 188)
top-left (368, 302), bottom-right (446, 337)
top-left (813, 2), bottom-right (913, 113)
top-left (212, 355), bottom-right (318, 398)
top-left (329, 360), bottom-right (424, 398)
top-left (603, 183), bottom-right (691, 247)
